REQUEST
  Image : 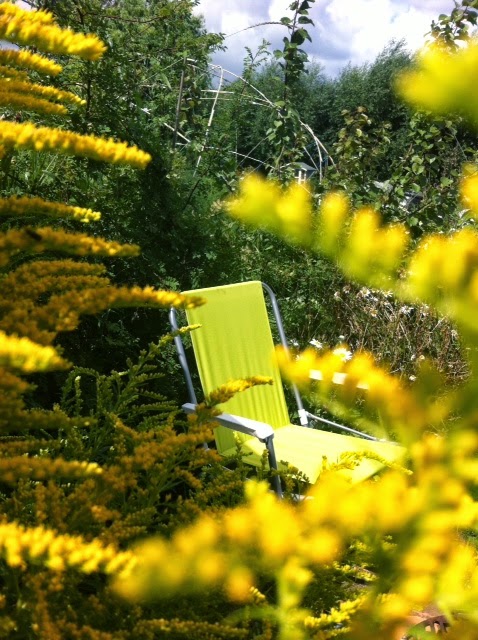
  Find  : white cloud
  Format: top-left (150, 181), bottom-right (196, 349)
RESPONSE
top-left (195, 0), bottom-right (454, 77)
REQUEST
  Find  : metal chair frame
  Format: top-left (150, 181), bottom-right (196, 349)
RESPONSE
top-left (169, 282), bottom-right (387, 496)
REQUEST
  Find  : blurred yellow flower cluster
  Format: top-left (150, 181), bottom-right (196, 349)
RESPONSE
top-left (227, 174), bottom-right (313, 244)
top-left (115, 463), bottom-right (478, 637)
top-left (460, 163), bottom-right (478, 216)
top-left (396, 42), bottom-right (478, 124)
top-left (0, 2), bottom-right (54, 25)
top-left (405, 228), bottom-right (478, 332)
top-left (275, 346), bottom-right (435, 440)
top-left (228, 182), bottom-right (408, 287)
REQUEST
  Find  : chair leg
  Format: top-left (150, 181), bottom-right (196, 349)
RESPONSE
top-left (264, 435), bottom-right (283, 498)
top-left (403, 614), bottom-right (449, 638)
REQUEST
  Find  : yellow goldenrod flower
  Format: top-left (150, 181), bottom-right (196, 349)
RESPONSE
top-left (0, 284), bottom-right (203, 346)
top-left (0, 49), bottom-right (62, 76)
top-left (0, 4), bottom-right (106, 61)
top-left (0, 121), bottom-right (151, 168)
top-left (0, 260), bottom-right (108, 306)
top-left (0, 64), bottom-right (28, 81)
top-left (397, 42), bottom-right (478, 124)
top-left (0, 90), bottom-right (67, 115)
top-left (0, 330), bottom-right (69, 372)
top-left (0, 77), bottom-right (85, 106)
top-left (304, 596), bottom-right (365, 631)
top-left (0, 3), bottom-right (54, 25)
top-left (205, 376), bottom-right (273, 407)
top-left (0, 226), bottom-right (140, 266)
top-left (0, 457), bottom-right (102, 484)
top-left (0, 521), bottom-right (135, 575)
top-left (0, 196), bottom-right (101, 223)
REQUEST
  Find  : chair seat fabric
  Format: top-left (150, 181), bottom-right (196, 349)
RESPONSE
top-left (220, 424), bottom-right (405, 484)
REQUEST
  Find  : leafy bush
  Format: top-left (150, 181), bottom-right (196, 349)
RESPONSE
top-left (0, 5), bottom-right (245, 638)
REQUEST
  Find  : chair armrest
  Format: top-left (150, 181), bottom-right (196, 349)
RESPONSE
top-left (182, 403), bottom-right (274, 441)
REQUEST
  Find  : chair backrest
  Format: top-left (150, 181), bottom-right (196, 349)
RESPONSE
top-left (183, 281), bottom-right (291, 455)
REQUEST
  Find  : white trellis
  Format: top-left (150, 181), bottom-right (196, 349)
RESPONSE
top-left (167, 59), bottom-right (333, 181)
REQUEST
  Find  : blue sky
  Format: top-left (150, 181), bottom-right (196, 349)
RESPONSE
top-left (195, 0), bottom-right (454, 77)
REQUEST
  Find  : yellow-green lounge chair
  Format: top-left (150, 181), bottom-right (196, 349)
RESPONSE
top-left (169, 281), bottom-right (404, 496)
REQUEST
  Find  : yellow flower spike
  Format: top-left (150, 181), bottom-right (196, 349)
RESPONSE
top-left (277, 561), bottom-right (309, 611)
top-left (334, 485), bottom-right (374, 535)
top-left (379, 594), bottom-right (412, 621)
top-left (0, 3), bottom-right (106, 61)
top-left (372, 473), bottom-right (415, 531)
top-left (410, 433), bottom-right (445, 467)
top-left (397, 46), bottom-right (455, 114)
top-left (0, 196), bottom-right (101, 223)
top-left (406, 235), bottom-right (446, 300)
top-left (436, 545), bottom-right (477, 609)
top-left (258, 509), bottom-right (300, 561)
top-left (401, 548), bottom-right (442, 575)
top-left (276, 346), bottom-right (322, 387)
top-left (318, 191), bottom-right (349, 255)
top-left (0, 90), bottom-right (68, 116)
top-left (303, 473), bottom-right (350, 525)
top-left (0, 330), bottom-right (69, 372)
top-left (0, 49), bottom-right (62, 75)
top-left (245, 479), bottom-right (273, 501)
top-left (0, 121), bottom-right (151, 168)
top-left (0, 3), bottom-right (54, 25)
top-left (175, 517), bottom-right (218, 554)
top-left (205, 376), bottom-right (272, 407)
top-left (305, 596), bottom-right (365, 631)
top-left (0, 77), bottom-right (85, 106)
top-left (0, 65), bottom-right (28, 81)
top-left (454, 497), bottom-right (478, 529)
